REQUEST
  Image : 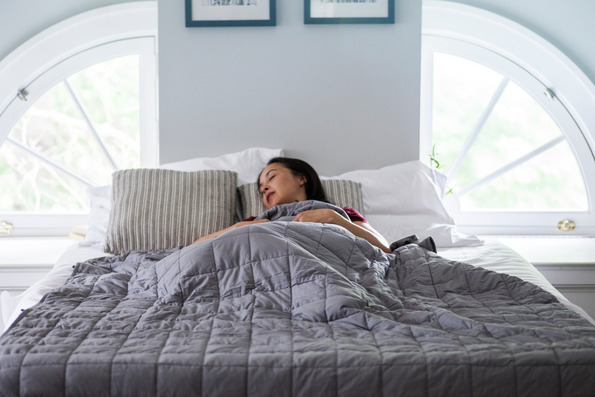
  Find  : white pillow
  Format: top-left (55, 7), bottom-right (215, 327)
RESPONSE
top-left (82, 185), bottom-right (111, 246)
top-left (367, 215), bottom-right (481, 248)
top-left (334, 160), bottom-right (450, 218)
top-left (81, 147), bottom-right (283, 247)
top-left (332, 161), bottom-right (481, 248)
top-left (160, 147), bottom-right (283, 185)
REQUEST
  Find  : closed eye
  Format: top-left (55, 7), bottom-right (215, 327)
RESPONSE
top-left (259, 169), bottom-right (277, 194)
top-left (260, 176), bottom-right (275, 195)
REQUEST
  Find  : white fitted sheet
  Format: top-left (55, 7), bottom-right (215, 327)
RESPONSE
top-left (3, 239), bottom-right (593, 333)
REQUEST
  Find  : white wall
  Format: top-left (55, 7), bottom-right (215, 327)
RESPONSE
top-left (158, 0), bottom-right (422, 175)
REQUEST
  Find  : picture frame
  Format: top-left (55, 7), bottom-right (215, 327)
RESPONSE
top-left (304, 0), bottom-right (394, 25)
top-left (185, 0), bottom-right (276, 27)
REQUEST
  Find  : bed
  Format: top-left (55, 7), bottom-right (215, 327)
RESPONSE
top-left (1, 148), bottom-right (594, 396)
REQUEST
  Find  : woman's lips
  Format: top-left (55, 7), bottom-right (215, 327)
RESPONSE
top-left (266, 192), bottom-right (274, 203)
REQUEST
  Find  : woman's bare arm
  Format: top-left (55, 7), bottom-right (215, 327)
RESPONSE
top-left (292, 209), bottom-right (391, 253)
top-left (192, 219), bottom-right (270, 244)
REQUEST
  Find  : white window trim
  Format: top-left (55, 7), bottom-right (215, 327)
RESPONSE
top-left (421, 1), bottom-right (595, 235)
top-left (0, 2), bottom-right (158, 237)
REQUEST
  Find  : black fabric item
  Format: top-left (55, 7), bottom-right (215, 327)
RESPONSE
top-left (390, 234), bottom-right (437, 253)
top-left (1, 201), bottom-right (595, 396)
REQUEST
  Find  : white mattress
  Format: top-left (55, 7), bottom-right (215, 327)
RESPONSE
top-left (2, 239), bottom-right (593, 332)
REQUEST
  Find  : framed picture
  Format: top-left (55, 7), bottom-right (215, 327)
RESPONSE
top-left (185, 0), bottom-right (276, 27)
top-left (305, 0), bottom-right (394, 25)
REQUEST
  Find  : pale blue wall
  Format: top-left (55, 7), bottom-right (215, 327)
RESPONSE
top-left (0, 0), bottom-right (145, 61)
top-left (158, 0), bottom-right (423, 175)
top-left (441, 0), bottom-right (595, 85)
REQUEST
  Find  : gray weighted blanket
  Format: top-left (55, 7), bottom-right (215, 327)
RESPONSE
top-left (1, 201), bottom-right (595, 396)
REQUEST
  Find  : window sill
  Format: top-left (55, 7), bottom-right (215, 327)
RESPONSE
top-left (0, 237), bottom-right (75, 267)
top-left (486, 235), bottom-right (595, 266)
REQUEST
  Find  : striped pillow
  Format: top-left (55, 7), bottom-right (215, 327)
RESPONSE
top-left (105, 169), bottom-right (237, 254)
top-left (238, 179), bottom-right (364, 219)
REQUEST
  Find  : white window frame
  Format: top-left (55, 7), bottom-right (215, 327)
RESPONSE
top-left (421, 1), bottom-right (595, 235)
top-left (0, 2), bottom-right (158, 237)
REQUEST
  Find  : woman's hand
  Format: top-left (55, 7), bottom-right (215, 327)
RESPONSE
top-left (293, 209), bottom-right (391, 253)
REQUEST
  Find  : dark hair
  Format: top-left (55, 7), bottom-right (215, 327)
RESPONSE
top-left (258, 157), bottom-right (328, 202)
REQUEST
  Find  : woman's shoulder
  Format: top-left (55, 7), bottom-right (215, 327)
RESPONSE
top-left (342, 206), bottom-right (367, 223)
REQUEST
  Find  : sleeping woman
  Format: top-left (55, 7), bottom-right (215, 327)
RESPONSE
top-left (193, 157), bottom-right (391, 252)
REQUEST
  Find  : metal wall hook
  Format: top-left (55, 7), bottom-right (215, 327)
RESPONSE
top-left (17, 88), bottom-right (29, 101)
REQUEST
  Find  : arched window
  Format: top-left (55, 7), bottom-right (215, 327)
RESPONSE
top-left (0, 2), bottom-right (157, 237)
top-left (421, 1), bottom-right (595, 235)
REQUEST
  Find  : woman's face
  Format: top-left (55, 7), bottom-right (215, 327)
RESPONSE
top-left (258, 163), bottom-right (308, 209)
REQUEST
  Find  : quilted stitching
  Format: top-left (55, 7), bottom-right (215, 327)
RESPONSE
top-left (1, 215), bottom-right (595, 396)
